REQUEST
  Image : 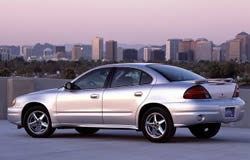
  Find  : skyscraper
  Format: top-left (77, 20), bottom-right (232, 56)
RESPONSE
top-left (54, 46), bottom-right (66, 58)
top-left (248, 35), bottom-right (250, 61)
top-left (0, 48), bottom-right (12, 61)
top-left (143, 47), bottom-right (151, 62)
top-left (20, 46), bottom-right (33, 60)
top-left (226, 39), bottom-right (241, 62)
top-left (117, 47), bottom-right (123, 62)
top-left (212, 47), bottom-right (221, 61)
top-left (72, 45), bottom-right (84, 61)
top-left (236, 32), bottom-right (248, 62)
top-left (166, 39), bottom-right (180, 61)
top-left (178, 39), bottom-right (194, 61)
top-left (123, 49), bottom-right (138, 61)
top-left (92, 37), bottom-right (103, 61)
top-left (194, 40), bottom-right (212, 61)
top-left (105, 40), bottom-right (117, 61)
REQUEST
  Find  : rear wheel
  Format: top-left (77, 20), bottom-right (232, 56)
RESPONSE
top-left (23, 106), bottom-right (55, 138)
top-left (141, 107), bottom-right (175, 143)
top-left (75, 127), bottom-right (99, 135)
top-left (189, 123), bottom-right (221, 138)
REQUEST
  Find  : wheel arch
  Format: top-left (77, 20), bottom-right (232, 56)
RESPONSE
top-left (21, 102), bottom-right (49, 127)
top-left (137, 103), bottom-right (173, 130)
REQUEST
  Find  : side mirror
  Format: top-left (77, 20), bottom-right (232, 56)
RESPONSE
top-left (64, 82), bottom-right (73, 90)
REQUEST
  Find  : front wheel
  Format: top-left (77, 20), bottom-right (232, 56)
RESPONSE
top-left (23, 106), bottom-right (55, 138)
top-left (141, 107), bottom-right (175, 143)
top-left (189, 123), bottom-right (221, 138)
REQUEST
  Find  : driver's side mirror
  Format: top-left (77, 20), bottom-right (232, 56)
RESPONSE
top-left (64, 82), bottom-right (73, 90)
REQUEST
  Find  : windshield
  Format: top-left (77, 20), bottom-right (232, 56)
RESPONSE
top-left (147, 64), bottom-right (204, 82)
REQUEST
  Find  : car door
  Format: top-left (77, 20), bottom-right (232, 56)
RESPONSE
top-left (56, 68), bottom-right (111, 124)
top-left (103, 67), bottom-right (154, 126)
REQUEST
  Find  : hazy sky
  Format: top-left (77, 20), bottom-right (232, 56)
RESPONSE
top-left (0, 0), bottom-right (250, 45)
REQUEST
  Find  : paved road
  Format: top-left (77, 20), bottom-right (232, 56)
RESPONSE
top-left (1, 120), bottom-right (250, 160)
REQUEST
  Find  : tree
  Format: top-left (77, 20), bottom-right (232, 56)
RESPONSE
top-left (0, 68), bottom-right (11, 77)
top-left (63, 68), bottom-right (76, 79)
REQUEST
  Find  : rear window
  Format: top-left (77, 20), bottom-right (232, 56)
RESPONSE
top-left (147, 64), bottom-right (204, 82)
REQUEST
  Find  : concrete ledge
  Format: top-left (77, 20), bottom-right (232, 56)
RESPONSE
top-left (0, 78), bottom-right (8, 120)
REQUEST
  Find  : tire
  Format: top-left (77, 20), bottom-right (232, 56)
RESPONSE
top-left (141, 107), bottom-right (175, 143)
top-left (189, 123), bottom-right (221, 138)
top-left (75, 127), bottom-right (99, 135)
top-left (23, 106), bottom-right (55, 138)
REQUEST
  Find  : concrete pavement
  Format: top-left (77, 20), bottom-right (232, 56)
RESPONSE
top-left (1, 120), bottom-right (250, 160)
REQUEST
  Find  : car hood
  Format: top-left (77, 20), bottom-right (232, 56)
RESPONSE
top-left (28, 88), bottom-right (61, 95)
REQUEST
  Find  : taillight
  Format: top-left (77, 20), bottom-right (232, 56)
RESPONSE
top-left (184, 86), bottom-right (211, 99)
top-left (233, 84), bottom-right (239, 97)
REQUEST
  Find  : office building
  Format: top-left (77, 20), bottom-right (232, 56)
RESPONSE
top-left (143, 47), bottom-right (151, 62)
top-left (20, 46), bottom-right (33, 60)
top-left (92, 37), bottom-right (104, 61)
top-left (123, 49), bottom-right (138, 61)
top-left (194, 40), bottom-right (212, 61)
top-left (53, 46), bottom-right (66, 58)
top-left (72, 45), bottom-right (84, 61)
top-left (226, 39), bottom-right (241, 62)
top-left (105, 40), bottom-right (117, 61)
top-left (236, 32), bottom-right (248, 62)
top-left (43, 48), bottom-right (53, 57)
top-left (0, 48), bottom-right (12, 61)
top-left (117, 47), bottom-right (123, 62)
top-left (166, 39), bottom-right (180, 61)
top-left (212, 47), bottom-right (221, 61)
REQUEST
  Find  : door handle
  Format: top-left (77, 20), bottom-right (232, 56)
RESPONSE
top-left (134, 91), bottom-right (143, 97)
top-left (90, 94), bottom-right (99, 99)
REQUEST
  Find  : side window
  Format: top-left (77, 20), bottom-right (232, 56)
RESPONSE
top-left (74, 68), bottom-right (111, 89)
top-left (140, 72), bottom-right (153, 85)
top-left (111, 68), bottom-right (141, 88)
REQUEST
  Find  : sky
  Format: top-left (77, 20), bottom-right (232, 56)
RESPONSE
top-left (0, 0), bottom-right (250, 45)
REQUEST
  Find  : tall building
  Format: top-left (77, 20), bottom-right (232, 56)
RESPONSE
top-left (117, 47), bottom-right (123, 62)
top-left (248, 35), bottom-right (250, 61)
top-left (178, 39), bottom-right (194, 61)
top-left (166, 39), bottom-right (180, 61)
top-left (226, 39), bottom-right (241, 62)
top-left (105, 40), bottom-right (117, 61)
top-left (212, 47), bottom-right (221, 61)
top-left (143, 47), bottom-right (151, 62)
top-left (54, 46), bottom-right (66, 58)
top-left (43, 48), bottom-right (53, 57)
top-left (92, 37), bottom-right (104, 61)
top-left (151, 48), bottom-right (165, 61)
top-left (138, 47), bottom-right (144, 62)
top-left (72, 45), bottom-right (84, 61)
top-left (178, 39), bottom-right (195, 53)
top-left (236, 32), bottom-right (248, 62)
top-left (194, 40), bottom-right (212, 61)
top-left (20, 46), bottom-right (33, 60)
top-left (123, 49), bottom-right (138, 61)
top-left (0, 48), bottom-right (12, 61)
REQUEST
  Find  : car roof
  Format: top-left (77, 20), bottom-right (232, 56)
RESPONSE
top-left (100, 63), bottom-right (156, 68)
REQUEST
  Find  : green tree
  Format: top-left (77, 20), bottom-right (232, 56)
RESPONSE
top-left (63, 68), bottom-right (76, 79)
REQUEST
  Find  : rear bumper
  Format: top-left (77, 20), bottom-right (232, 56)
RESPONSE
top-left (168, 98), bottom-right (246, 127)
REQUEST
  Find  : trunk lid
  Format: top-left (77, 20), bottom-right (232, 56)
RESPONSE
top-left (192, 79), bottom-right (236, 99)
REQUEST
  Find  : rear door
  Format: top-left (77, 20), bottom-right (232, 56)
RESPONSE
top-left (102, 67), bottom-right (154, 126)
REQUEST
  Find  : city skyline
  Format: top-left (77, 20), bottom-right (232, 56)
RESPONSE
top-left (1, 0), bottom-right (250, 45)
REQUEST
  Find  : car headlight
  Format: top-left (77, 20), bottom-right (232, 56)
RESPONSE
top-left (11, 99), bottom-right (16, 106)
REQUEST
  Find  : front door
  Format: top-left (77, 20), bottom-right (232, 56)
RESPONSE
top-left (56, 68), bottom-right (111, 124)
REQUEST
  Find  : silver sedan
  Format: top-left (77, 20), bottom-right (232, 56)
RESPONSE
top-left (8, 63), bottom-right (246, 142)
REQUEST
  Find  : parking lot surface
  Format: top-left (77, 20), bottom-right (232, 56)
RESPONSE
top-left (1, 120), bottom-right (250, 160)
